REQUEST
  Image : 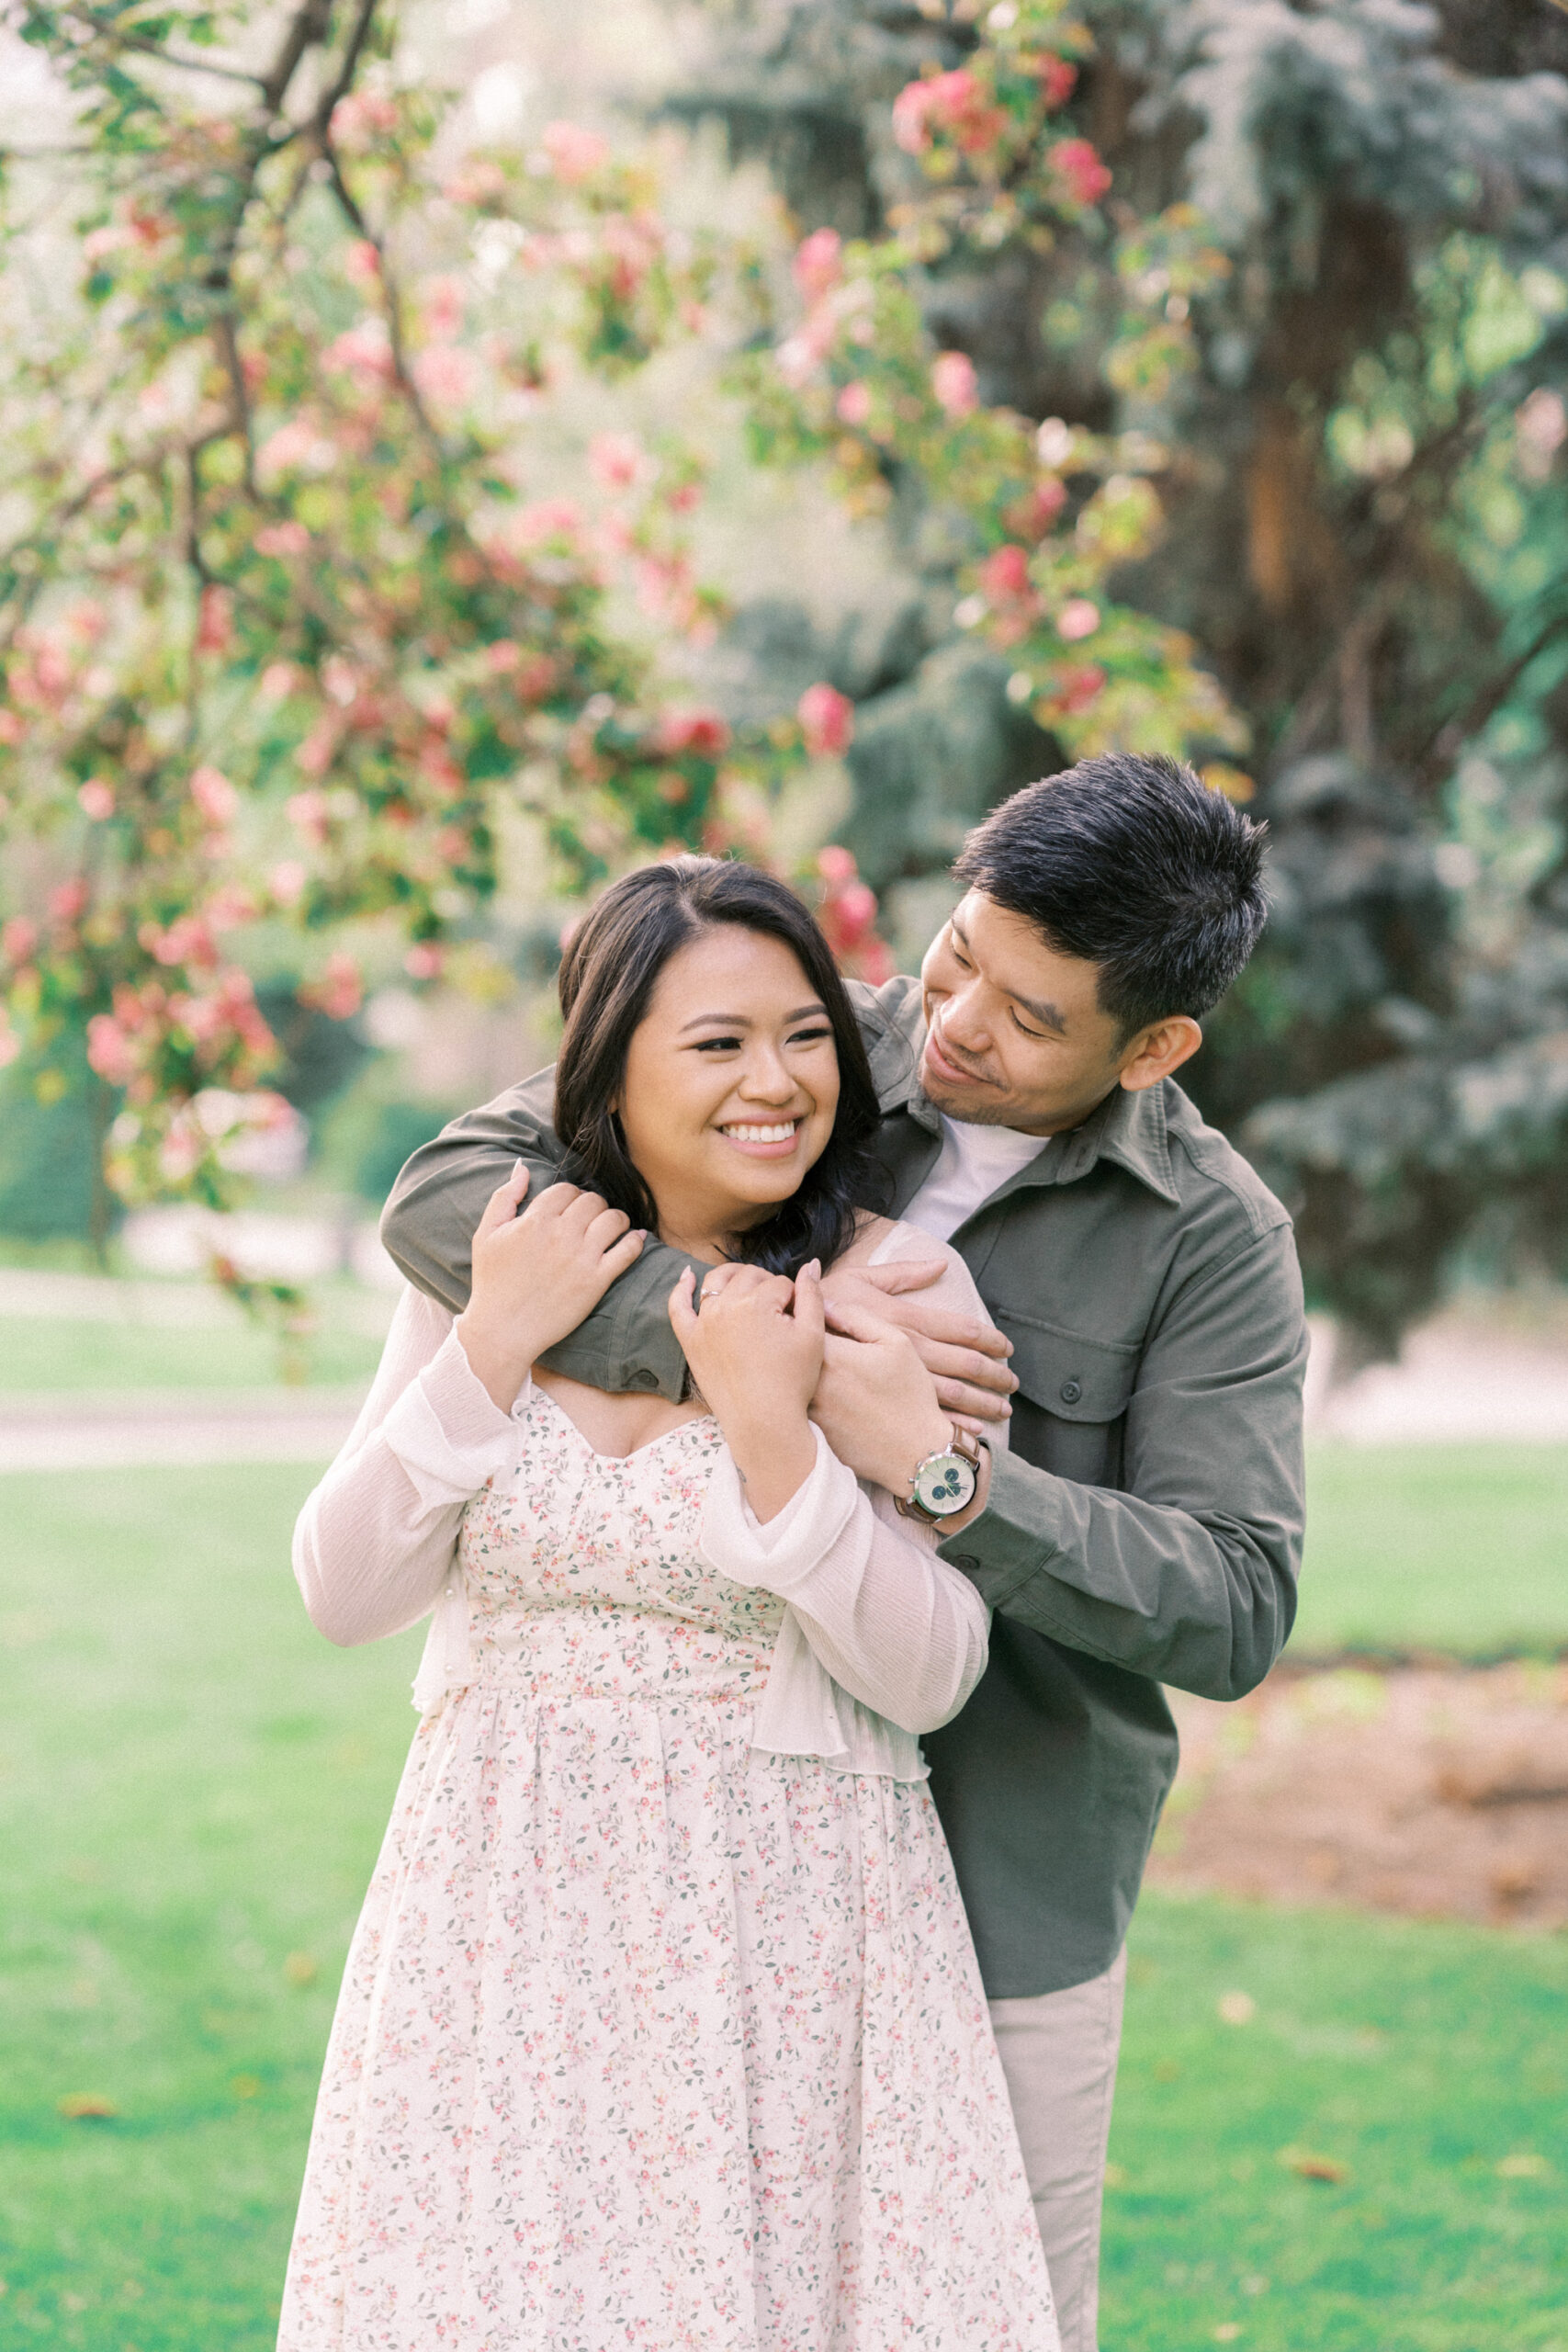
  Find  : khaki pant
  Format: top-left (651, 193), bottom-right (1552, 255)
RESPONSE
top-left (988, 1948), bottom-right (1127, 2352)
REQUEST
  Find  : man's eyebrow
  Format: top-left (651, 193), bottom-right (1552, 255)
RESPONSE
top-left (677, 1001), bottom-right (828, 1034)
top-left (949, 914), bottom-right (1066, 1031)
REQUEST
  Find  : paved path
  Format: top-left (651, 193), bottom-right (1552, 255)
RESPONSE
top-left (0, 1385), bottom-right (366, 1472)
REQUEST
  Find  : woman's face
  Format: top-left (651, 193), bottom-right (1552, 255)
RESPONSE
top-left (615, 924), bottom-right (841, 1255)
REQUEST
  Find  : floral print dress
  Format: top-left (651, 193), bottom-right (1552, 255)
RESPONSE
top-left (278, 1290), bottom-right (1057, 2352)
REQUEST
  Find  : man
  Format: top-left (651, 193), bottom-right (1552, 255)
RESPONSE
top-left (380, 752), bottom-right (1308, 2352)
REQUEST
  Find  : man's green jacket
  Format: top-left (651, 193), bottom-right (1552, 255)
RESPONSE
top-left (380, 974), bottom-right (1308, 1997)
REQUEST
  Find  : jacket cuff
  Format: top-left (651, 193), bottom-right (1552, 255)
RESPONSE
top-left (936, 1444), bottom-right (1064, 1607)
top-left (535, 1249), bottom-right (704, 1403)
top-left (381, 1329), bottom-right (520, 1502)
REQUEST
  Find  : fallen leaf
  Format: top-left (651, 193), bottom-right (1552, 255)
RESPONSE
top-left (1103, 2162), bottom-right (1128, 2188)
top-left (283, 1951), bottom-right (319, 1987)
top-left (1214, 2327), bottom-right (1243, 2345)
top-left (1496, 2153), bottom-right (1550, 2179)
top-left (57, 2093), bottom-right (118, 2120)
top-left (1279, 2145), bottom-right (1349, 2184)
top-left (231, 2074), bottom-right (263, 2100)
top-left (1218, 1990), bottom-right (1256, 2026)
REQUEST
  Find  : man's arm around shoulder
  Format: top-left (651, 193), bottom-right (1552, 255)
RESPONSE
top-left (938, 1216), bottom-right (1308, 1702)
top-left (378, 1068), bottom-right (698, 1398)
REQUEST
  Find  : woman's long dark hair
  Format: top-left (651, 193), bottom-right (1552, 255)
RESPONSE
top-left (554, 856), bottom-right (887, 1277)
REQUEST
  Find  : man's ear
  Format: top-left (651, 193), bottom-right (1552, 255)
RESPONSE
top-left (1116, 1014), bottom-right (1202, 1094)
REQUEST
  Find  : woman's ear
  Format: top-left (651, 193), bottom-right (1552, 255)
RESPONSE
top-left (1116, 1014), bottom-right (1202, 1093)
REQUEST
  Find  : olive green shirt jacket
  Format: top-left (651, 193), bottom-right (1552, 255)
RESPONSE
top-left (379, 974), bottom-right (1308, 1997)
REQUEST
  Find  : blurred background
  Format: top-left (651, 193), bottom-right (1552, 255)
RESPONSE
top-left (1, 0), bottom-right (1565, 2344)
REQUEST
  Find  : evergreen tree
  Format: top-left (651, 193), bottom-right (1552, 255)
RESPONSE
top-left (671, 0), bottom-right (1568, 1344)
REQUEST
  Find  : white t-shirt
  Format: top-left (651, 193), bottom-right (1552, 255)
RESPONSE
top-left (900, 1115), bottom-right (1055, 1244)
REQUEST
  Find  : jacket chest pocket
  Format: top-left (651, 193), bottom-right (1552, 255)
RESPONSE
top-left (994, 1311), bottom-right (1138, 1489)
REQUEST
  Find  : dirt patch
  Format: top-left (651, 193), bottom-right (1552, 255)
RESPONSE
top-left (1148, 1662), bottom-right (1568, 1929)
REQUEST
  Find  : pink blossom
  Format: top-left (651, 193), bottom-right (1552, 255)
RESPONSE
top-left (259, 662), bottom-right (299, 703)
top-left (158, 1122), bottom-right (204, 1182)
top-left (818, 844), bottom-right (856, 888)
top-left (145, 913), bottom-right (218, 970)
top-left (190, 764), bottom-right (238, 828)
top-left (268, 860), bottom-right (308, 907)
top-left (330, 91), bottom-right (399, 150)
top-left (931, 351), bottom-right (979, 416)
top-left (66, 600), bottom-right (107, 644)
top-left (203, 885), bottom-right (257, 932)
top-left (893, 70), bottom-right (1008, 158)
top-left (1007, 477), bottom-right (1068, 538)
top-left (980, 545), bottom-right (1032, 602)
top-left (542, 120), bottom-right (609, 183)
top-left (1037, 54), bottom-right (1078, 109)
top-left (486, 639), bottom-right (522, 673)
top-left (1049, 137), bottom-right (1111, 208)
top-left (412, 344), bottom-right (476, 411)
top-left (1057, 598), bottom-right (1100, 641)
top-left (287, 789), bottom-right (331, 844)
top-left (83, 224), bottom-right (126, 264)
top-left (774, 310), bottom-right (838, 388)
top-left (836, 381), bottom-right (873, 426)
top-left (254, 521), bottom-right (310, 558)
top-left (324, 316), bottom-right (395, 388)
top-left (78, 778), bottom-right (115, 820)
top-left (798, 682), bottom-right (855, 758)
top-left (256, 419), bottom-right (327, 481)
top-left (296, 720), bottom-right (338, 777)
top-left (303, 951), bottom-right (363, 1021)
top-left (422, 276), bottom-right (464, 343)
top-left (404, 941), bottom-right (446, 981)
top-left (197, 584), bottom-right (232, 655)
top-left (589, 432), bottom-right (651, 491)
top-left (0, 710), bottom-right (23, 746)
top-left (511, 499), bottom-right (584, 549)
top-left (3, 917), bottom-right (39, 965)
top-left (50, 879), bottom-right (89, 924)
top-left (344, 239), bottom-right (380, 288)
top-left (87, 1014), bottom-right (137, 1085)
top-left (1048, 662), bottom-right (1105, 715)
top-left (0, 1016), bottom-right (18, 1070)
top-left (655, 707), bottom-right (731, 759)
top-left (793, 229), bottom-right (843, 300)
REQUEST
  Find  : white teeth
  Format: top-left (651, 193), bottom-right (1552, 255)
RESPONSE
top-left (723, 1122), bottom-right (798, 1143)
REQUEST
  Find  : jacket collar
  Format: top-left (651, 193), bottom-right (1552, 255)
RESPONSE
top-left (876, 986), bottom-right (1179, 1206)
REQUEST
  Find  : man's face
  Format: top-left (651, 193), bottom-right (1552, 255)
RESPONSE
top-left (919, 891), bottom-right (1140, 1135)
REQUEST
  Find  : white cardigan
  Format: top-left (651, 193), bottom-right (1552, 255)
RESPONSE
top-left (293, 1225), bottom-right (998, 1780)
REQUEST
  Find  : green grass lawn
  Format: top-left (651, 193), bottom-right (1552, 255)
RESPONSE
top-left (0, 1311), bottom-right (384, 1392)
top-left (1298, 1443), bottom-right (1568, 1658)
top-left (2, 1460), bottom-right (1565, 2348)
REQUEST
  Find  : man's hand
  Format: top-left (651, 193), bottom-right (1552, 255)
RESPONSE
top-left (818, 1257), bottom-right (1016, 1428)
top-left (807, 1300), bottom-right (959, 1498)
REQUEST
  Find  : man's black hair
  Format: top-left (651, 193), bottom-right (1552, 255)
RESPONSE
top-left (953, 752), bottom-right (1269, 1039)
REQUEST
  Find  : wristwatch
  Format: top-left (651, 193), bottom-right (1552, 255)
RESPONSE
top-left (896, 1423), bottom-right (985, 1524)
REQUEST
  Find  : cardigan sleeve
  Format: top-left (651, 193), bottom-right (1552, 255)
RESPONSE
top-left (292, 1285), bottom-right (520, 1647)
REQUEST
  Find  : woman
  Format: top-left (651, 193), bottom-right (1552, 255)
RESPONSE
top-left (279, 857), bottom-right (1057, 2351)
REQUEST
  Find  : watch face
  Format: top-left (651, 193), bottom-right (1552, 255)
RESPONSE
top-left (912, 1450), bottom-right (977, 1518)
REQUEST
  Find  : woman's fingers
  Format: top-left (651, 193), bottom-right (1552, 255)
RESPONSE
top-left (792, 1259), bottom-right (826, 1351)
top-left (667, 1264), bottom-right (699, 1344)
top-left (819, 1295), bottom-right (905, 1348)
top-left (475, 1160), bottom-right (530, 1238)
top-left (933, 1373), bottom-right (1012, 1423)
top-left (600, 1227), bottom-right (646, 1278)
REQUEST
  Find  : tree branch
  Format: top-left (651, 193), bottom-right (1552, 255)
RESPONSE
top-left (58, 5), bottom-right (267, 85)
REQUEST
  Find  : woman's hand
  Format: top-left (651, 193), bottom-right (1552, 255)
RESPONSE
top-left (807, 1299), bottom-right (966, 1508)
top-left (669, 1260), bottom-right (824, 1522)
top-left (456, 1165), bottom-right (645, 1411)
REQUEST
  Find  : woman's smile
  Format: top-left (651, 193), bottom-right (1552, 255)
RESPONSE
top-left (717, 1116), bottom-right (807, 1158)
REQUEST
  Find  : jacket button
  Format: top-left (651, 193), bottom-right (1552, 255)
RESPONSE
top-left (1059, 1377), bottom-right (1083, 1405)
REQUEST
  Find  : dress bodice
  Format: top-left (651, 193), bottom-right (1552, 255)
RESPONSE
top-left (455, 1385), bottom-right (786, 1710)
